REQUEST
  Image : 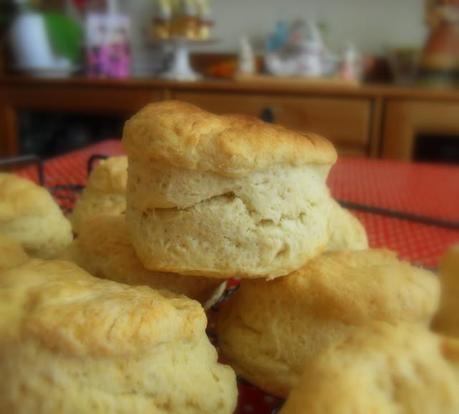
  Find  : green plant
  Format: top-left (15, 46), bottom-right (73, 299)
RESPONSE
top-left (43, 12), bottom-right (83, 64)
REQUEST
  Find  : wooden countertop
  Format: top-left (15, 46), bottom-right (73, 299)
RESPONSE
top-left (2, 75), bottom-right (459, 100)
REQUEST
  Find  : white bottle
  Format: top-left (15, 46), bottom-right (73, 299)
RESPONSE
top-left (9, 0), bottom-right (59, 71)
top-left (340, 42), bottom-right (361, 81)
top-left (298, 20), bottom-right (324, 77)
top-left (238, 36), bottom-right (256, 75)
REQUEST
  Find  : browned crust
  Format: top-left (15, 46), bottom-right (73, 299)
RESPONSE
top-left (122, 101), bottom-right (337, 176)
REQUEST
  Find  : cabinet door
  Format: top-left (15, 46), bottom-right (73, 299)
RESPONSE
top-left (173, 92), bottom-right (371, 155)
top-left (383, 100), bottom-right (459, 160)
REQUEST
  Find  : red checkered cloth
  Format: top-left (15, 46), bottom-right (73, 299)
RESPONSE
top-left (10, 139), bottom-right (459, 414)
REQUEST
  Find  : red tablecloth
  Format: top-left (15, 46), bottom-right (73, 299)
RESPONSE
top-left (11, 139), bottom-right (459, 414)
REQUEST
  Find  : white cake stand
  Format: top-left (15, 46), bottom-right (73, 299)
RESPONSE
top-left (152, 38), bottom-right (217, 81)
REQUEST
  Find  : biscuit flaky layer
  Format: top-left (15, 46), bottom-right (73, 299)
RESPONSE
top-left (216, 250), bottom-right (440, 397)
top-left (0, 173), bottom-right (72, 259)
top-left (280, 324), bottom-right (459, 414)
top-left (122, 100), bottom-right (337, 177)
top-left (0, 259), bottom-right (237, 413)
top-left (126, 162), bottom-right (333, 278)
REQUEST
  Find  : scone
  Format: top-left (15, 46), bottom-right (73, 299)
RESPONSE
top-left (280, 323), bottom-right (459, 414)
top-left (0, 173), bottom-right (72, 258)
top-left (123, 100), bottom-right (337, 278)
top-left (433, 244), bottom-right (459, 337)
top-left (0, 259), bottom-right (237, 414)
top-left (62, 214), bottom-right (223, 305)
top-left (70, 156), bottom-right (127, 233)
top-left (0, 235), bottom-right (28, 271)
top-left (216, 249), bottom-right (440, 397)
top-left (326, 199), bottom-right (368, 251)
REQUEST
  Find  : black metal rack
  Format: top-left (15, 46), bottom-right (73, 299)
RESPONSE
top-left (0, 154), bottom-right (112, 214)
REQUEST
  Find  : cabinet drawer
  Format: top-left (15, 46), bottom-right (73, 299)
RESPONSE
top-left (173, 92), bottom-right (371, 154)
top-left (383, 100), bottom-right (459, 160)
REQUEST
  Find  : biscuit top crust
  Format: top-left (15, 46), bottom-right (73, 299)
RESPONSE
top-left (122, 101), bottom-right (337, 176)
top-left (0, 259), bottom-right (206, 358)
top-left (237, 249), bottom-right (439, 324)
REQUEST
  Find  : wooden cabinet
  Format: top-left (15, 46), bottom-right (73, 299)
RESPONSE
top-left (2, 76), bottom-right (459, 160)
top-left (383, 100), bottom-right (459, 160)
top-left (0, 80), bottom-right (163, 155)
top-left (173, 92), bottom-right (372, 155)
top-left (6, 83), bottom-right (162, 113)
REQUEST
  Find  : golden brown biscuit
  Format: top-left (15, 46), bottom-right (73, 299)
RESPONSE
top-left (123, 101), bottom-right (337, 278)
top-left (327, 199), bottom-right (368, 251)
top-left (0, 235), bottom-right (28, 271)
top-left (280, 323), bottom-right (459, 414)
top-left (0, 173), bottom-right (72, 258)
top-left (63, 214), bottom-right (223, 305)
top-left (123, 101), bottom-right (336, 176)
top-left (217, 249), bottom-right (440, 397)
top-left (70, 156), bottom-right (127, 233)
top-left (432, 244), bottom-right (459, 337)
top-left (0, 259), bottom-right (237, 413)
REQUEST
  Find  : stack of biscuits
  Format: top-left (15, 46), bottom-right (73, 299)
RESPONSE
top-left (0, 100), bottom-right (458, 414)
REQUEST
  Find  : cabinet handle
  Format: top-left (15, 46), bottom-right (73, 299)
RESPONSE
top-left (260, 107), bottom-right (275, 123)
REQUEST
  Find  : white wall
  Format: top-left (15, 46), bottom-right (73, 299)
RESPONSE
top-left (209, 0), bottom-right (426, 53)
top-left (125, 0), bottom-right (427, 74)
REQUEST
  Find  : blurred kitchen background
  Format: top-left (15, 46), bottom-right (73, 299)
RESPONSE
top-left (1, 0), bottom-right (459, 163)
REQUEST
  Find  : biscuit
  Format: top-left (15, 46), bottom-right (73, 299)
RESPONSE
top-left (0, 259), bottom-right (237, 413)
top-left (0, 173), bottom-right (72, 258)
top-left (216, 249), bottom-right (440, 397)
top-left (327, 200), bottom-right (368, 251)
top-left (63, 214), bottom-right (223, 304)
top-left (123, 101), bottom-right (337, 278)
top-left (71, 156), bottom-right (127, 233)
top-left (433, 244), bottom-right (459, 337)
top-left (0, 235), bottom-right (28, 271)
top-left (280, 323), bottom-right (459, 414)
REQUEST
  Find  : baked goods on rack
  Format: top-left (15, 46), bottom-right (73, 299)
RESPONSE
top-left (280, 323), bottom-right (459, 414)
top-left (4, 100), bottom-right (453, 414)
top-left (123, 100), bottom-right (337, 278)
top-left (216, 249), bottom-right (440, 397)
top-left (0, 259), bottom-right (237, 413)
top-left (70, 156), bottom-right (128, 234)
top-left (0, 173), bottom-right (72, 259)
top-left (62, 214), bottom-right (223, 305)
